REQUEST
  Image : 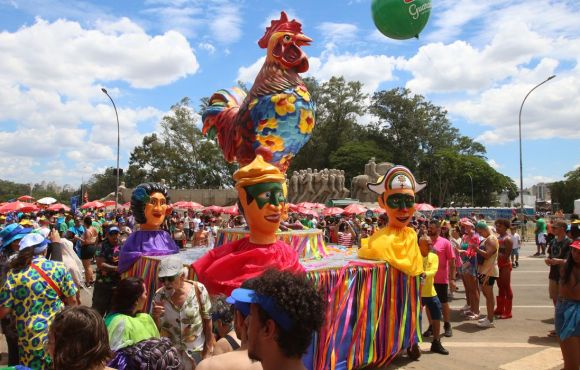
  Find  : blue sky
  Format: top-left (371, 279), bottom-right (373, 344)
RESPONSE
top-left (0, 0), bottom-right (578, 189)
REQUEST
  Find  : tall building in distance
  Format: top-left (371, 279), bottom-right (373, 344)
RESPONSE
top-left (531, 183), bottom-right (552, 202)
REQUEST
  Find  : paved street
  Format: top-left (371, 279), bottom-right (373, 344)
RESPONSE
top-left (0, 242), bottom-right (565, 369)
top-left (383, 242), bottom-right (563, 370)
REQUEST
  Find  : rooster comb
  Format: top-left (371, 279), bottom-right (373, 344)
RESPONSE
top-left (258, 11), bottom-right (303, 49)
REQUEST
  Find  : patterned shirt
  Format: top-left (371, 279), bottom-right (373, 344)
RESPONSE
top-left (152, 281), bottom-right (211, 364)
top-left (95, 239), bottom-right (120, 284)
top-left (0, 256), bottom-right (77, 369)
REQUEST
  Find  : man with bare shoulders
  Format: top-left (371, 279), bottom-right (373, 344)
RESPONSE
top-left (196, 280), bottom-right (262, 370)
top-left (555, 239), bottom-right (580, 370)
top-left (231, 270), bottom-right (325, 370)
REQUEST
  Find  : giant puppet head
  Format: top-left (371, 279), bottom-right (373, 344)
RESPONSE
top-left (131, 182), bottom-right (171, 230)
top-left (367, 166), bottom-right (426, 229)
top-left (234, 155), bottom-right (286, 244)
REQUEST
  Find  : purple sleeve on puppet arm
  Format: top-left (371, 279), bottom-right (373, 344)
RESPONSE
top-left (118, 230), bottom-right (180, 273)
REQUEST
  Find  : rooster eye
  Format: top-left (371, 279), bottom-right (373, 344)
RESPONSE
top-left (283, 35), bottom-right (292, 42)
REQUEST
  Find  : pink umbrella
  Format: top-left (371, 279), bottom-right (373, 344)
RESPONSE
top-left (17, 195), bottom-right (35, 202)
top-left (297, 207), bottom-right (318, 217)
top-left (322, 207), bottom-right (344, 216)
top-left (222, 204), bottom-right (239, 215)
top-left (415, 203), bottom-right (435, 211)
top-left (173, 201), bottom-right (204, 210)
top-left (81, 201), bottom-right (105, 209)
top-left (48, 203), bottom-right (70, 212)
top-left (296, 202), bottom-right (317, 209)
top-left (343, 203), bottom-right (368, 215)
top-left (0, 201), bottom-right (31, 214)
top-left (203, 205), bottom-right (223, 214)
top-left (102, 200), bottom-right (117, 207)
top-left (369, 207), bottom-right (386, 214)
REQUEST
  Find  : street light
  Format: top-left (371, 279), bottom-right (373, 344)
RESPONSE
top-left (467, 174), bottom-right (474, 206)
top-left (101, 88), bottom-right (120, 213)
top-left (518, 75), bottom-right (555, 221)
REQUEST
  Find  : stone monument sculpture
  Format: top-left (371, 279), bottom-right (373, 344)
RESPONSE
top-left (287, 168), bottom-right (349, 204)
top-left (351, 158), bottom-right (394, 202)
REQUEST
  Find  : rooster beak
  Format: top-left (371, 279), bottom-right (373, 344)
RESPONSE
top-left (294, 33), bottom-right (312, 46)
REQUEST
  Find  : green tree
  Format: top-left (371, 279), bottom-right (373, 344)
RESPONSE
top-left (550, 168), bottom-right (580, 213)
top-left (290, 76), bottom-right (368, 171)
top-left (86, 167), bottom-right (123, 200)
top-left (129, 98), bottom-right (237, 188)
top-left (329, 141), bottom-right (391, 187)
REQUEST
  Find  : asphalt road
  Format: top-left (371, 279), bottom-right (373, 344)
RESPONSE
top-left (0, 242), bottom-right (565, 369)
top-left (381, 242), bottom-right (564, 370)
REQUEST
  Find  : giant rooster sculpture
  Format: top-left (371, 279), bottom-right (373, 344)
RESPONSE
top-left (202, 11), bottom-right (315, 172)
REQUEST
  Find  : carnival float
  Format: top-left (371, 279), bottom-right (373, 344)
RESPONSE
top-left (120, 8), bottom-right (428, 369)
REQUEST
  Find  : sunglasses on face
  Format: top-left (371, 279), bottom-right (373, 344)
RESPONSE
top-left (159, 275), bottom-right (178, 283)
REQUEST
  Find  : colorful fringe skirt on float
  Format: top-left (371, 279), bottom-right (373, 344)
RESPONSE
top-left (123, 247), bottom-right (421, 370)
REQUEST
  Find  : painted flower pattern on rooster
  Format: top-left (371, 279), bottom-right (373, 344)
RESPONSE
top-left (250, 86), bottom-right (316, 168)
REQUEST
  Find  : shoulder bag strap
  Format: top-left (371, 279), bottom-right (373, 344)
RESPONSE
top-left (192, 281), bottom-right (204, 314)
top-left (30, 263), bottom-right (64, 299)
top-left (224, 334), bottom-right (241, 350)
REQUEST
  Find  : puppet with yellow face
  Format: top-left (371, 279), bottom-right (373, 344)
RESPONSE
top-left (358, 166), bottom-right (424, 276)
top-left (193, 155), bottom-right (304, 296)
top-left (118, 182), bottom-right (179, 272)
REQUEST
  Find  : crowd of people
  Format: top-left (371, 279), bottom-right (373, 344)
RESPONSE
top-left (0, 206), bottom-right (578, 369)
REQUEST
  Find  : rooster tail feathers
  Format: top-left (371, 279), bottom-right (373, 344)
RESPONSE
top-left (202, 87), bottom-right (247, 134)
top-left (201, 87), bottom-right (248, 162)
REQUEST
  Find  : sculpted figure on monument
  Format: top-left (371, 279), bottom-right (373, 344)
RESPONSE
top-left (352, 158), bottom-right (393, 202)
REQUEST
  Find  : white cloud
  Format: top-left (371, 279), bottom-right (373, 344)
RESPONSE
top-left (209, 4), bottom-right (243, 44)
top-left (237, 53), bottom-right (398, 94)
top-left (198, 42), bottom-right (216, 54)
top-left (143, 0), bottom-right (243, 44)
top-left (317, 22), bottom-right (357, 42)
top-left (0, 17), bottom-right (194, 185)
top-left (454, 72), bottom-right (579, 144)
top-left (487, 159), bottom-right (501, 170)
top-left (236, 56), bottom-right (266, 84)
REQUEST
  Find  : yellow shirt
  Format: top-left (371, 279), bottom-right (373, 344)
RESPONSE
top-left (421, 252), bottom-right (439, 298)
top-left (358, 226), bottom-right (424, 276)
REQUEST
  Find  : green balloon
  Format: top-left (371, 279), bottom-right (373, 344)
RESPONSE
top-left (372, 0), bottom-right (432, 40)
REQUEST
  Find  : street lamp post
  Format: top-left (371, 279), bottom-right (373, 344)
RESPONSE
top-left (518, 75), bottom-right (556, 222)
top-left (101, 88), bottom-right (120, 213)
top-left (467, 174), bottom-right (474, 206)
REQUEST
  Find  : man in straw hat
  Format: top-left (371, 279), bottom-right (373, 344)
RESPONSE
top-left (193, 155), bottom-right (304, 296)
top-left (358, 165), bottom-right (425, 276)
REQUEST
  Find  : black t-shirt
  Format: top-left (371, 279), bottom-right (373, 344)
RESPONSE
top-left (548, 237), bottom-right (571, 281)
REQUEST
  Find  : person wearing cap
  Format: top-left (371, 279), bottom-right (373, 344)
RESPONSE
top-left (192, 155), bottom-right (304, 296)
top-left (0, 233), bottom-right (77, 369)
top-left (555, 239), bottom-right (580, 370)
top-left (118, 182), bottom-right (179, 273)
top-left (227, 269), bottom-right (324, 370)
top-left (473, 221), bottom-right (499, 328)
top-left (152, 256), bottom-right (213, 370)
top-left (357, 165), bottom-right (425, 276)
top-left (196, 280), bottom-right (262, 370)
top-left (208, 295), bottom-right (240, 355)
top-left (457, 218), bottom-right (481, 320)
top-left (0, 223), bottom-right (32, 366)
top-left (92, 226), bottom-right (122, 316)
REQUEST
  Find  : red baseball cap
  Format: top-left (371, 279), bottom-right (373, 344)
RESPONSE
top-left (571, 240), bottom-right (580, 250)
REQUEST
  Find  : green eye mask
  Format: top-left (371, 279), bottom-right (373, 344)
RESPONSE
top-left (245, 182), bottom-right (285, 209)
top-left (386, 193), bottom-right (415, 210)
